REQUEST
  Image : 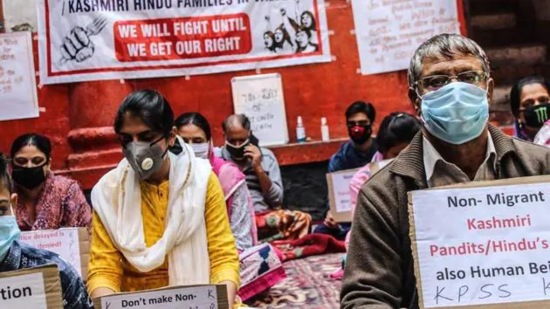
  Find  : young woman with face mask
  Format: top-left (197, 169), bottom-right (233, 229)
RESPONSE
top-left (88, 90), bottom-right (241, 307)
top-left (9, 134), bottom-right (91, 231)
top-left (509, 76), bottom-right (550, 141)
top-left (174, 112), bottom-right (257, 251)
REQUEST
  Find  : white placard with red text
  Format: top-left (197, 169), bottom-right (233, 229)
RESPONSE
top-left (410, 179), bottom-right (550, 308)
top-left (20, 228), bottom-right (83, 277)
top-left (37, 0), bottom-right (330, 84)
top-left (351, 0), bottom-right (460, 75)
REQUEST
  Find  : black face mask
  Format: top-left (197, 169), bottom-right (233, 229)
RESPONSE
top-left (348, 124), bottom-right (372, 145)
top-left (226, 140), bottom-right (250, 160)
top-left (12, 164), bottom-right (47, 189)
top-left (524, 103), bottom-right (550, 128)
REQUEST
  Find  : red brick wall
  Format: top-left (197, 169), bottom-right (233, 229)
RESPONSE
top-left (0, 0), bottom-right (466, 189)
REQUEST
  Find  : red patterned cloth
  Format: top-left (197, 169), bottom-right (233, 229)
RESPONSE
top-left (272, 234), bottom-right (346, 262)
top-left (15, 173), bottom-right (92, 231)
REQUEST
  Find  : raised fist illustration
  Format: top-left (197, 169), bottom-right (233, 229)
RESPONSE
top-left (59, 17), bottom-right (107, 64)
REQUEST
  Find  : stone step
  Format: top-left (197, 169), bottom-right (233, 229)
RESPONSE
top-left (490, 85), bottom-right (513, 112)
top-left (468, 0), bottom-right (519, 15)
top-left (470, 13), bottom-right (517, 30)
top-left (490, 63), bottom-right (542, 86)
top-left (472, 27), bottom-right (535, 48)
top-left (485, 44), bottom-right (547, 66)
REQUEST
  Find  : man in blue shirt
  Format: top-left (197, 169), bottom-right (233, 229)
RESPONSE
top-left (316, 101), bottom-right (378, 239)
top-left (328, 101), bottom-right (378, 172)
top-left (0, 154), bottom-right (92, 308)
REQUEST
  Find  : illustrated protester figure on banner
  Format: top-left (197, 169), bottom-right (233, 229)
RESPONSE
top-left (262, 17), bottom-right (277, 53)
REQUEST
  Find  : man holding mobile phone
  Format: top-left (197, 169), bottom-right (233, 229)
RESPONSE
top-left (221, 114), bottom-right (311, 241)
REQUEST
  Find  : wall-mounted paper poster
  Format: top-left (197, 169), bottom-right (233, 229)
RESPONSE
top-left (0, 32), bottom-right (39, 121)
top-left (351, 0), bottom-right (460, 75)
top-left (231, 73), bottom-right (289, 147)
top-left (37, 0), bottom-right (331, 84)
top-left (408, 175), bottom-right (550, 309)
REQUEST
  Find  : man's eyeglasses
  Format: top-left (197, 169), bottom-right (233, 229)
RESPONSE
top-left (416, 71), bottom-right (489, 92)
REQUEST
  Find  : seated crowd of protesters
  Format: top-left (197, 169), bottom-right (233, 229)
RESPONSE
top-left (2, 33), bottom-right (550, 309)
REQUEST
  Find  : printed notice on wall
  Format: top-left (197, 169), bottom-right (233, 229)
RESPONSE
top-left (20, 228), bottom-right (83, 277)
top-left (100, 285), bottom-right (220, 309)
top-left (0, 272), bottom-right (47, 308)
top-left (0, 32), bottom-right (39, 121)
top-left (351, 0), bottom-right (460, 75)
top-left (409, 176), bottom-right (550, 308)
top-left (37, 0), bottom-right (331, 84)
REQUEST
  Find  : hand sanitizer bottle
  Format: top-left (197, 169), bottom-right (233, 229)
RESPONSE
top-left (296, 116), bottom-right (306, 143)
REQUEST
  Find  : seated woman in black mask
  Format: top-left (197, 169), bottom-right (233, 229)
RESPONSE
top-left (9, 133), bottom-right (91, 231)
top-left (510, 76), bottom-right (550, 141)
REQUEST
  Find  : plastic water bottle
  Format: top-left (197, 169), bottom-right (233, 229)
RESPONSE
top-left (321, 117), bottom-right (330, 142)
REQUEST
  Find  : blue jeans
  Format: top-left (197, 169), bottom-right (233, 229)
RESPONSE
top-left (313, 222), bottom-right (351, 240)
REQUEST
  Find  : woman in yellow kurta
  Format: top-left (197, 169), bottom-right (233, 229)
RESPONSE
top-left (87, 90), bottom-right (240, 306)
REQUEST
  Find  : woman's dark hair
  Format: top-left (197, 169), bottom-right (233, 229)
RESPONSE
top-left (263, 31), bottom-right (276, 51)
top-left (301, 11), bottom-right (316, 32)
top-left (10, 133), bottom-right (52, 160)
top-left (0, 153), bottom-right (13, 194)
top-left (274, 24), bottom-right (293, 48)
top-left (377, 112), bottom-right (421, 153)
top-left (510, 76), bottom-right (550, 116)
top-left (174, 112), bottom-right (212, 141)
top-left (114, 89), bottom-right (174, 137)
top-left (345, 101), bottom-right (376, 123)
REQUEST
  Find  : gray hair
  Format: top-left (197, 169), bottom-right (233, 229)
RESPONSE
top-left (407, 33), bottom-right (490, 90)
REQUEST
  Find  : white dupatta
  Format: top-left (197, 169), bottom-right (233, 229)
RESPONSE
top-left (91, 140), bottom-right (212, 285)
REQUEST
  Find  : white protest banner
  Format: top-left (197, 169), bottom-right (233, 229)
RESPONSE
top-left (409, 176), bottom-right (550, 308)
top-left (351, 0), bottom-right (460, 75)
top-left (0, 32), bottom-right (39, 121)
top-left (97, 285), bottom-right (228, 309)
top-left (20, 228), bottom-right (89, 277)
top-left (0, 265), bottom-right (63, 309)
top-left (37, 0), bottom-right (331, 84)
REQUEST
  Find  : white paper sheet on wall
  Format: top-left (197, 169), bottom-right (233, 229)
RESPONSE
top-left (0, 31), bottom-right (39, 121)
top-left (231, 73), bottom-right (289, 147)
top-left (351, 0), bottom-right (460, 75)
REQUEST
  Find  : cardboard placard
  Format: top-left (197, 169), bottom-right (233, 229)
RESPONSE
top-left (0, 264), bottom-right (63, 308)
top-left (326, 168), bottom-right (359, 222)
top-left (408, 175), bottom-right (550, 308)
top-left (20, 228), bottom-right (90, 277)
top-left (94, 284), bottom-right (228, 309)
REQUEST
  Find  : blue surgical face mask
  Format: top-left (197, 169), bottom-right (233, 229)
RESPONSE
top-left (0, 214), bottom-right (20, 261)
top-left (420, 82), bottom-right (489, 145)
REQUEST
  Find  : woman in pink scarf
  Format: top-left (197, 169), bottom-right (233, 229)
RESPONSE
top-left (345, 112), bottom-right (421, 248)
top-left (175, 112), bottom-right (257, 250)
